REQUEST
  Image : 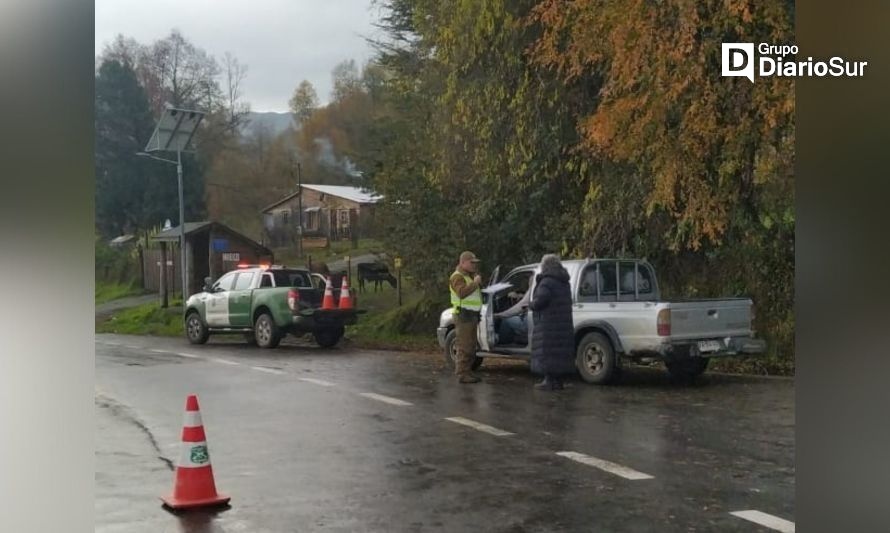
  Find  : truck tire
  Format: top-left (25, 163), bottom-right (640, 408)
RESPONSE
top-left (665, 357), bottom-right (709, 383)
top-left (314, 326), bottom-right (344, 348)
top-left (443, 329), bottom-right (483, 371)
top-left (185, 311), bottom-right (210, 345)
top-left (576, 332), bottom-right (617, 384)
top-left (254, 313), bottom-right (282, 349)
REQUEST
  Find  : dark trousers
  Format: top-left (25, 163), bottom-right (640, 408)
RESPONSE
top-left (454, 315), bottom-right (478, 376)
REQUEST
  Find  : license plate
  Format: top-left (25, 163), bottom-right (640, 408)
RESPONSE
top-left (698, 340), bottom-right (722, 353)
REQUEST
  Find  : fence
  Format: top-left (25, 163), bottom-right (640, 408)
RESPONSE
top-left (142, 248), bottom-right (182, 293)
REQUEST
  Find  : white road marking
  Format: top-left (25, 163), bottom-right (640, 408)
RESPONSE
top-left (149, 348), bottom-right (173, 354)
top-left (123, 345), bottom-right (141, 349)
top-left (555, 451), bottom-right (654, 480)
top-left (175, 352), bottom-right (202, 359)
top-left (207, 357), bottom-right (240, 366)
top-left (444, 417), bottom-right (514, 437)
top-left (359, 393), bottom-right (413, 406)
top-left (251, 366), bottom-right (286, 375)
top-left (298, 377), bottom-right (335, 387)
top-left (730, 510), bottom-right (795, 532)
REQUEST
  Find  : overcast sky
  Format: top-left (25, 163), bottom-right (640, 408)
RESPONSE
top-left (95, 0), bottom-right (383, 112)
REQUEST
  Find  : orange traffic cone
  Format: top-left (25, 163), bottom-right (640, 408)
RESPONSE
top-left (321, 276), bottom-right (336, 310)
top-left (339, 276), bottom-right (354, 310)
top-left (161, 395), bottom-right (230, 510)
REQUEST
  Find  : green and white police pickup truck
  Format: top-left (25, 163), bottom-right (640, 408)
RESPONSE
top-left (184, 265), bottom-right (362, 349)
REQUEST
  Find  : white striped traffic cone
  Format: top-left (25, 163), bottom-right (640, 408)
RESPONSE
top-left (161, 394), bottom-right (230, 510)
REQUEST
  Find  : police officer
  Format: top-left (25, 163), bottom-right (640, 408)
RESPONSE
top-left (449, 251), bottom-right (484, 383)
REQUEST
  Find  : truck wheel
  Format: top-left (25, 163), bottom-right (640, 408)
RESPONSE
top-left (314, 326), bottom-right (344, 348)
top-left (443, 329), bottom-right (484, 371)
top-left (576, 332), bottom-right (617, 384)
top-left (185, 311), bottom-right (209, 345)
top-left (665, 357), bottom-right (709, 383)
top-left (254, 313), bottom-right (282, 349)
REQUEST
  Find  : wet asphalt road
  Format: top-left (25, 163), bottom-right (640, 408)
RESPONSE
top-left (95, 334), bottom-right (794, 533)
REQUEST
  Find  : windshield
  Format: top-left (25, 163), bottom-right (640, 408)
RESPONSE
top-left (269, 270), bottom-right (312, 288)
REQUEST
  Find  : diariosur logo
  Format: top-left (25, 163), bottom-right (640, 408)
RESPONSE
top-left (722, 43), bottom-right (868, 82)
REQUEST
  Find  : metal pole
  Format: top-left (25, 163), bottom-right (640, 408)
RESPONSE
top-left (296, 162), bottom-right (303, 258)
top-left (160, 241), bottom-right (168, 308)
top-left (177, 149), bottom-right (187, 300)
top-left (398, 268), bottom-right (402, 306)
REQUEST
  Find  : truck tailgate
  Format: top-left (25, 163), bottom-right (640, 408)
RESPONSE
top-left (668, 299), bottom-right (753, 340)
top-left (297, 288), bottom-right (322, 307)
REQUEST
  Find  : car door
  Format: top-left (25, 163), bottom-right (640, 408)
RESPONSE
top-left (228, 271), bottom-right (256, 327)
top-left (573, 261), bottom-right (656, 350)
top-left (479, 281), bottom-right (513, 351)
top-left (488, 265), bottom-right (501, 287)
top-left (476, 265), bottom-right (502, 350)
top-left (206, 272), bottom-right (237, 327)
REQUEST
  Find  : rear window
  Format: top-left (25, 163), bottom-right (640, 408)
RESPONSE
top-left (270, 270), bottom-right (312, 288)
top-left (578, 261), bottom-right (655, 302)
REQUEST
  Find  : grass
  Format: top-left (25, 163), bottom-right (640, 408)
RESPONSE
top-left (345, 278), bottom-right (443, 353)
top-left (96, 301), bottom-right (184, 337)
top-left (95, 281), bottom-right (146, 305)
top-left (709, 353), bottom-right (794, 376)
top-left (322, 238), bottom-right (385, 263)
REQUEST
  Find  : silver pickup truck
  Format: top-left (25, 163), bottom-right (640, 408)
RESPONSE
top-left (437, 258), bottom-right (766, 384)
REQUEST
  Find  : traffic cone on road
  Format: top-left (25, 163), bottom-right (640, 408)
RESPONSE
top-left (321, 276), bottom-right (336, 310)
top-left (161, 395), bottom-right (230, 510)
top-left (338, 276), bottom-right (354, 310)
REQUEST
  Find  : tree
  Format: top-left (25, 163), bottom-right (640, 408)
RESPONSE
top-left (528, 0), bottom-right (795, 358)
top-left (94, 59), bottom-right (156, 236)
top-left (222, 51), bottom-right (250, 131)
top-left (289, 80), bottom-right (319, 125)
top-left (330, 59), bottom-right (362, 102)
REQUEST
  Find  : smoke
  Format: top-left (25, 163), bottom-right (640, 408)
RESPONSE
top-left (313, 136), bottom-right (362, 178)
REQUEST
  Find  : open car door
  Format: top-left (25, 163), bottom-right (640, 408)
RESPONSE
top-left (488, 265), bottom-right (501, 286)
top-left (479, 281), bottom-right (513, 352)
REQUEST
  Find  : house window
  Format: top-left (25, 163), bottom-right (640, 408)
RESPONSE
top-left (306, 210), bottom-right (319, 230)
top-left (338, 209), bottom-right (350, 227)
top-left (281, 209), bottom-right (290, 224)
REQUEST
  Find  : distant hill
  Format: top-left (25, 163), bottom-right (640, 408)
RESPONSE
top-left (241, 111), bottom-right (295, 137)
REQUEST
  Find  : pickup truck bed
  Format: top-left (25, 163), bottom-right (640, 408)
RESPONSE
top-left (668, 299), bottom-right (755, 344)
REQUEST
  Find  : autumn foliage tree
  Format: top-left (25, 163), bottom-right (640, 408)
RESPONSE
top-left (528, 0), bottom-right (795, 366)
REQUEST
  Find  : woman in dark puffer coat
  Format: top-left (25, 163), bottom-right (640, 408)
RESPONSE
top-left (528, 254), bottom-right (576, 390)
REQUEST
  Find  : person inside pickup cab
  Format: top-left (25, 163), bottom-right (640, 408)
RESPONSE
top-left (528, 254), bottom-right (576, 391)
top-left (494, 276), bottom-right (533, 345)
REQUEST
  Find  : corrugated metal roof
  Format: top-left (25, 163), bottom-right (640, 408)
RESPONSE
top-left (151, 221), bottom-right (271, 255)
top-left (153, 222), bottom-right (212, 240)
top-left (109, 234), bottom-right (136, 245)
top-left (300, 184), bottom-right (382, 204)
top-left (260, 184), bottom-right (383, 213)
